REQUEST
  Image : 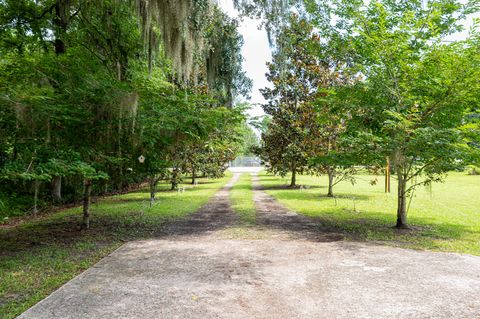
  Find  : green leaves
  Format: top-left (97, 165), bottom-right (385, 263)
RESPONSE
top-left (268, 0), bottom-right (480, 223)
top-left (69, 162), bottom-right (108, 181)
top-left (0, 163), bottom-right (51, 183)
top-left (0, 0), bottom-right (252, 220)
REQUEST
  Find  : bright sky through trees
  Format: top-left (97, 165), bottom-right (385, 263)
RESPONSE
top-left (219, 0), bottom-right (479, 119)
top-left (219, 0), bottom-right (272, 118)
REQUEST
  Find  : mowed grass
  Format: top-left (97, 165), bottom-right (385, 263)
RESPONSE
top-left (0, 174), bottom-right (231, 319)
top-left (259, 171), bottom-right (480, 255)
top-left (230, 173), bottom-right (256, 225)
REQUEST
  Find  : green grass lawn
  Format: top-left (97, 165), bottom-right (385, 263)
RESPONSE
top-left (259, 171), bottom-right (480, 255)
top-left (230, 173), bottom-right (256, 225)
top-left (0, 174), bottom-right (231, 319)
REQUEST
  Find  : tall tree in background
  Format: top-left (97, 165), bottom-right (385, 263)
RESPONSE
top-left (238, 122), bottom-right (259, 156)
top-left (260, 15), bottom-right (323, 187)
top-left (287, 16), bottom-right (360, 197)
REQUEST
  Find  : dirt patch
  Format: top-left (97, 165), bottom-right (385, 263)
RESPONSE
top-left (251, 174), bottom-right (344, 242)
top-left (154, 173), bottom-right (240, 238)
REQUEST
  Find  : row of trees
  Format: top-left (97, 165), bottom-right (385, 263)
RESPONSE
top-left (258, 0), bottom-right (480, 228)
top-left (0, 0), bottom-right (252, 227)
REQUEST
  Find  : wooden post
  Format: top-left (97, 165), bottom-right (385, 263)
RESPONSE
top-left (385, 157), bottom-right (391, 193)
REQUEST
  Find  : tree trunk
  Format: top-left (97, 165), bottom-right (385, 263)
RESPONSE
top-left (54, 35), bottom-right (66, 55)
top-left (147, 29), bottom-right (153, 75)
top-left (171, 168), bottom-right (179, 190)
top-left (51, 176), bottom-right (62, 202)
top-left (327, 168), bottom-right (335, 197)
top-left (83, 179), bottom-right (92, 229)
top-left (385, 156), bottom-right (391, 193)
top-left (33, 180), bottom-right (40, 215)
top-left (290, 160), bottom-right (297, 187)
top-left (46, 118), bottom-right (51, 144)
top-left (191, 165), bottom-right (196, 185)
top-left (396, 170), bottom-right (408, 229)
top-left (54, 0), bottom-right (69, 55)
top-left (149, 177), bottom-right (156, 207)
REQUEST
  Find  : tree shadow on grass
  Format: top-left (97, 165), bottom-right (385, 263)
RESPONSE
top-left (258, 177), bottom-right (280, 182)
top-left (259, 184), bottom-right (327, 191)
top-left (252, 183), bottom-right (479, 252)
top-left (304, 208), bottom-right (479, 252)
top-left (318, 193), bottom-right (371, 201)
top-left (0, 186), bottom-right (237, 258)
top-left (261, 189), bottom-right (371, 202)
top-left (0, 213), bottom-right (146, 257)
top-left (230, 184), bottom-right (253, 191)
top-left (104, 186), bottom-right (219, 203)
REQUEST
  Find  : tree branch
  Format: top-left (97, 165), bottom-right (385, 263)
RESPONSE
top-left (36, 3), bottom-right (57, 20)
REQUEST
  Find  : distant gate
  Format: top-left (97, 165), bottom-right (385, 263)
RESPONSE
top-left (229, 156), bottom-right (262, 167)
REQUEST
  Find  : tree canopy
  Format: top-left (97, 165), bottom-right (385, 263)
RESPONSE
top-left (1, 0), bottom-right (479, 230)
top-left (0, 0), bottom-right (252, 226)
top-left (258, 0), bottom-right (480, 227)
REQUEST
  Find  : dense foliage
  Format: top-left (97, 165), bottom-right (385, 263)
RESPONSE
top-left (0, 0), bottom-right (252, 226)
top-left (259, 0), bottom-right (480, 227)
top-left (1, 0), bottom-right (479, 231)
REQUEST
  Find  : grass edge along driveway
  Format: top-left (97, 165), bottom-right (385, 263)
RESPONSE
top-left (230, 173), bottom-right (256, 225)
top-left (259, 171), bottom-right (480, 256)
top-left (0, 174), bottom-right (231, 319)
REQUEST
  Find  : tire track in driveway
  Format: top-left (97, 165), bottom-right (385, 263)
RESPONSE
top-left (155, 173), bottom-right (241, 238)
top-left (251, 173), bottom-right (344, 242)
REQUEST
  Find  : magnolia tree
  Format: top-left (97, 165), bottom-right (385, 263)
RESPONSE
top-left (260, 15), bottom-right (326, 187)
top-left (260, 14), bottom-right (359, 192)
top-left (290, 16), bottom-right (360, 197)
